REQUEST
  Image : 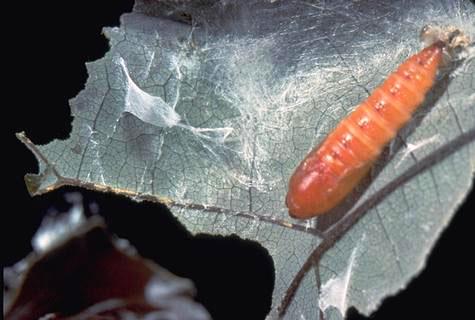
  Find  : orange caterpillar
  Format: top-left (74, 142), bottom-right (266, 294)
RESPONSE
top-left (286, 26), bottom-right (471, 219)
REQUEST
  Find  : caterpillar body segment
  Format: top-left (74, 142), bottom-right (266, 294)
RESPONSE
top-left (286, 41), bottom-right (446, 219)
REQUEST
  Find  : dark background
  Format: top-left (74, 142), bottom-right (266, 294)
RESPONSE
top-left (5, 1), bottom-right (474, 319)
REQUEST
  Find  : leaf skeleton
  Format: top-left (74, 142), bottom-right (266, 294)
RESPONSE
top-left (286, 25), bottom-right (472, 219)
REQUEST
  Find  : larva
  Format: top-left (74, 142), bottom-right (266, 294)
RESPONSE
top-left (286, 26), bottom-right (471, 219)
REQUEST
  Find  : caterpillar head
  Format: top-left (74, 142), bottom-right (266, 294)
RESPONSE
top-left (420, 24), bottom-right (472, 62)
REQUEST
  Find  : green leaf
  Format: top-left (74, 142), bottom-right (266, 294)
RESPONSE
top-left (19, 1), bottom-right (475, 319)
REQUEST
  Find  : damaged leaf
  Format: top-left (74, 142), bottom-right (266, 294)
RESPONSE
top-left (4, 203), bottom-right (210, 320)
top-left (18, 0), bottom-right (475, 319)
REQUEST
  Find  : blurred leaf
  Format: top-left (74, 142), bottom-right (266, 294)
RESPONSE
top-left (4, 206), bottom-right (210, 320)
top-left (19, 0), bottom-right (475, 318)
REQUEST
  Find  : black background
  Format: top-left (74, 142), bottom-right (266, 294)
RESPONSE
top-left (5, 1), bottom-right (474, 319)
